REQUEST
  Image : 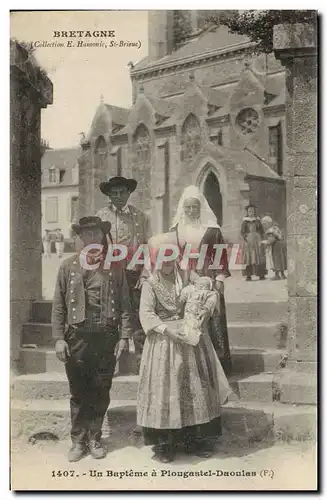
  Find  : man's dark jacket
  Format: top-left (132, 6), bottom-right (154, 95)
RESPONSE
top-left (51, 254), bottom-right (133, 340)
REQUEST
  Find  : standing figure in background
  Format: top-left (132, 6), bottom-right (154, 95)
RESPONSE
top-left (55, 228), bottom-right (64, 259)
top-left (96, 176), bottom-right (151, 366)
top-left (241, 204), bottom-right (266, 281)
top-left (43, 229), bottom-right (52, 259)
top-left (261, 215), bottom-right (274, 234)
top-left (265, 226), bottom-right (287, 280)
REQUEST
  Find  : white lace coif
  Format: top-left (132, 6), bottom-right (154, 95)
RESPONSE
top-left (171, 185), bottom-right (220, 229)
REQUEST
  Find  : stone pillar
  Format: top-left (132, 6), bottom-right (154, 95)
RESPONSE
top-left (10, 41), bottom-right (53, 365)
top-left (273, 22), bottom-right (317, 371)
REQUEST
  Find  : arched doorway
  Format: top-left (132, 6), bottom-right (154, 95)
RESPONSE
top-left (203, 171), bottom-right (223, 225)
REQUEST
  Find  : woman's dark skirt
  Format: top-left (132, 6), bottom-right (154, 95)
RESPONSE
top-left (208, 294), bottom-right (233, 377)
top-left (142, 417), bottom-right (222, 447)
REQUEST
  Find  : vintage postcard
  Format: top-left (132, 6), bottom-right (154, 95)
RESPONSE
top-left (10, 9), bottom-right (317, 491)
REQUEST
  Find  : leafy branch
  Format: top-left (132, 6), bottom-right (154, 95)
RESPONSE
top-left (209, 10), bottom-right (317, 53)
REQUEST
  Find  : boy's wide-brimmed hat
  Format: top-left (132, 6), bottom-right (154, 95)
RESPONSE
top-left (71, 216), bottom-right (111, 236)
top-left (99, 176), bottom-right (137, 196)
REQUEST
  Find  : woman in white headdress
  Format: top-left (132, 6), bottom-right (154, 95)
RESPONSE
top-left (170, 185), bottom-right (232, 376)
top-left (137, 233), bottom-right (232, 463)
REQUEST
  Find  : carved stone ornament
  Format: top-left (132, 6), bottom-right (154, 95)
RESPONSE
top-left (235, 107), bottom-right (260, 136)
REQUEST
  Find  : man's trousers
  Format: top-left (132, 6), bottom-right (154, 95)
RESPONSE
top-left (125, 270), bottom-right (145, 359)
top-left (64, 325), bottom-right (118, 444)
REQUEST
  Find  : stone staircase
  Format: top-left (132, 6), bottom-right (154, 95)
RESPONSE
top-left (11, 297), bottom-right (317, 443)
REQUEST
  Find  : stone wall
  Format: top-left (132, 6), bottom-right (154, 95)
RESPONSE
top-left (10, 41), bottom-right (53, 364)
top-left (273, 22), bottom-right (317, 370)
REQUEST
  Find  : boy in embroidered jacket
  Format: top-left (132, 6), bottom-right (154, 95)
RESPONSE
top-left (52, 216), bottom-right (133, 463)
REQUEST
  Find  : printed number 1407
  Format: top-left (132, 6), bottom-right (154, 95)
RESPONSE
top-left (52, 470), bottom-right (76, 478)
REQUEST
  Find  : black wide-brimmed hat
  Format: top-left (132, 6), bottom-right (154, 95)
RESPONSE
top-left (99, 176), bottom-right (137, 196)
top-left (71, 216), bottom-right (111, 236)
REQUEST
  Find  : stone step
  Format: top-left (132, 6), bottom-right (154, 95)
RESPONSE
top-left (12, 373), bottom-right (139, 401)
top-left (13, 355), bottom-right (288, 402)
top-left (229, 373), bottom-right (276, 403)
top-left (11, 398), bottom-right (316, 442)
top-left (30, 301), bottom-right (52, 324)
top-left (22, 321), bottom-right (287, 351)
top-left (228, 322), bottom-right (287, 349)
top-left (29, 299), bottom-right (288, 325)
top-left (22, 323), bottom-right (54, 347)
top-left (274, 370), bottom-right (317, 405)
top-left (19, 347), bottom-right (137, 377)
top-left (231, 347), bottom-right (286, 375)
top-left (226, 301), bottom-right (287, 323)
top-left (19, 342), bottom-right (286, 377)
top-left (16, 365), bottom-right (297, 405)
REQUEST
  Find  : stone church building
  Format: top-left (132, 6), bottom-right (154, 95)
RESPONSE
top-left (78, 11), bottom-right (286, 242)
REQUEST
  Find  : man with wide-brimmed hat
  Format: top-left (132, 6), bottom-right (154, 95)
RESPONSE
top-left (96, 176), bottom-right (150, 362)
top-left (52, 216), bottom-right (133, 462)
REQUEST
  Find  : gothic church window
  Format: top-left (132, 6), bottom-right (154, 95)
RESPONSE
top-left (181, 113), bottom-right (202, 162)
top-left (117, 147), bottom-right (122, 176)
top-left (132, 124), bottom-right (151, 210)
top-left (94, 135), bottom-right (108, 172)
top-left (218, 129), bottom-right (223, 146)
top-left (268, 123), bottom-right (283, 176)
top-left (95, 135), bottom-right (107, 153)
top-left (133, 124), bottom-right (151, 165)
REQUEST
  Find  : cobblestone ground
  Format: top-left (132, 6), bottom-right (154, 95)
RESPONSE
top-left (11, 434), bottom-right (316, 491)
top-left (42, 254), bottom-right (288, 303)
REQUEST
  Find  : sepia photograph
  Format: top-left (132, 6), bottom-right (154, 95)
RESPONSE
top-left (9, 9), bottom-right (317, 491)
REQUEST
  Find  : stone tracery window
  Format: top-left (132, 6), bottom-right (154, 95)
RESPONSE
top-left (94, 135), bottom-right (108, 173)
top-left (269, 122), bottom-right (283, 176)
top-left (132, 124), bottom-right (151, 210)
top-left (181, 113), bottom-right (202, 162)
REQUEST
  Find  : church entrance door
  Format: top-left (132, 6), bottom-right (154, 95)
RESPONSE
top-left (203, 171), bottom-right (223, 225)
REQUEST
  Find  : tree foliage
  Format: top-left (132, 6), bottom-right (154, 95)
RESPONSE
top-left (210, 10), bottom-right (317, 53)
top-left (11, 38), bottom-right (48, 80)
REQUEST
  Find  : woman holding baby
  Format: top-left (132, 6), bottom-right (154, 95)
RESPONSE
top-left (136, 186), bottom-right (233, 463)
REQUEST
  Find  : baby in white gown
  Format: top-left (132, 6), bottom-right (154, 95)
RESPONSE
top-left (178, 277), bottom-right (219, 346)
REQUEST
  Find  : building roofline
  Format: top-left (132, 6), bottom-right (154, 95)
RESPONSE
top-left (245, 173), bottom-right (285, 183)
top-left (43, 146), bottom-right (81, 152)
top-left (130, 40), bottom-right (257, 80)
top-left (41, 184), bottom-right (79, 189)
